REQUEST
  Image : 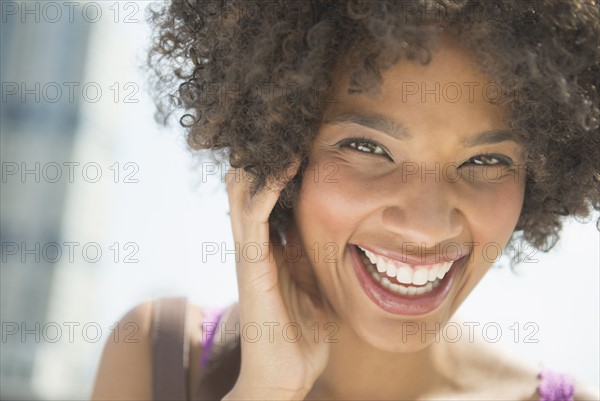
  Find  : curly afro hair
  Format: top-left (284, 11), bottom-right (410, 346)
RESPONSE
top-left (147, 0), bottom-right (599, 261)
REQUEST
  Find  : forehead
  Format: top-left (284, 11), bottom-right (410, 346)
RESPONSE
top-left (322, 38), bottom-right (508, 136)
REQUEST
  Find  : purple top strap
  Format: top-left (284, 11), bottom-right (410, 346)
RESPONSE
top-left (537, 369), bottom-right (575, 401)
top-left (199, 306), bottom-right (227, 369)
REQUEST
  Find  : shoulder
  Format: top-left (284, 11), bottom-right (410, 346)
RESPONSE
top-left (454, 340), bottom-right (540, 400)
top-left (91, 301), bottom-right (154, 400)
top-left (92, 300), bottom-right (238, 400)
top-left (449, 339), bottom-right (599, 401)
top-left (573, 378), bottom-right (599, 401)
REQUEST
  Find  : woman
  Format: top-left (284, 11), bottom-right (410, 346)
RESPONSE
top-left (93, 0), bottom-right (599, 399)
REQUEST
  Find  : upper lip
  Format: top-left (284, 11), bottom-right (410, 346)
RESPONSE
top-left (354, 243), bottom-right (469, 266)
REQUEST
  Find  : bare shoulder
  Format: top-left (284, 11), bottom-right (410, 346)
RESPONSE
top-left (573, 379), bottom-right (600, 401)
top-left (463, 340), bottom-right (540, 400)
top-left (91, 301), bottom-right (153, 400)
top-left (450, 338), bottom-right (598, 401)
top-left (91, 300), bottom-right (239, 400)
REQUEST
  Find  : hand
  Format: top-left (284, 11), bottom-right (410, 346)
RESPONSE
top-left (223, 161), bottom-right (331, 400)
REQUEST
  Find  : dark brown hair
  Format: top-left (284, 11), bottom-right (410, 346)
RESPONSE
top-left (147, 0), bottom-right (599, 260)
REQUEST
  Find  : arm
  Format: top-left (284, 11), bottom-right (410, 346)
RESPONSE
top-left (90, 302), bottom-right (153, 400)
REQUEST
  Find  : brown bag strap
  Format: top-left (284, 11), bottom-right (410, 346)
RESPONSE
top-left (151, 297), bottom-right (189, 401)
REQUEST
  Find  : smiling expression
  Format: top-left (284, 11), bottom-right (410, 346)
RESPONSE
top-left (291, 38), bottom-right (527, 352)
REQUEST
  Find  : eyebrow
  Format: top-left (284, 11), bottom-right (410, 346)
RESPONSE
top-left (461, 129), bottom-right (524, 147)
top-left (322, 111), bottom-right (523, 147)
top-left (322, 112), bottom-right (409, 140)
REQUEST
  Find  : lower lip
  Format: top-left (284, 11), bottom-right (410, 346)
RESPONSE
top-left (349, 244), bottom-right (467, 316)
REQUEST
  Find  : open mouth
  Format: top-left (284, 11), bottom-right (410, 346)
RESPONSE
top-left (350, 244), bottom-right (469, 315)
top-left (356, 245), bottom-right (453, 296)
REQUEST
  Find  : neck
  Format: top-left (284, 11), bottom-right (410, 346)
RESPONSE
top-left (307, 317), bottom-right (457, 400)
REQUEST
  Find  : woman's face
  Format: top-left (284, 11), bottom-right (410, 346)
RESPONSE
top-left (292, 38), bottom-right (526, 352)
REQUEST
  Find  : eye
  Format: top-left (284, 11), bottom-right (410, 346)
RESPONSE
top-left (337, 137), bottom-right (390, 158)
top-left (464, 153), bottom-right (513, 167)
top-left (459, 153), bottom-right (517, 183)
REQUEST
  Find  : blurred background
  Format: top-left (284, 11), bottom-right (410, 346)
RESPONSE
top-left (0, 1), bottom-right (598, 399)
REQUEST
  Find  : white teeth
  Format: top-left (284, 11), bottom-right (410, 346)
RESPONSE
top-left (413, 268), bottom-right (429, 286)
top-left (385, 263), bottom-right (397, 278)
top-left (428, 265), bottom-right (440, 281)
top-left (396, 266), bottom-right (413, 285)
top-left (437, 262), bottom-right (452, 279)
top-left (414, 285), bottom-right (427, 295)
top-left (359, 246), bottom-right (454, 286)
top-left (362, 249), bottom-right (445, 297)
top-left (390, 282), bottom-right (408, 295)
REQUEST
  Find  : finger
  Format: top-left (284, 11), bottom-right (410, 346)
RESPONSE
top-left (245, 159), bottom-right (300, 220)
top-left (226, 158), bottom-right (300, 202)
top-left (227, 159), bottom-right (300, 236)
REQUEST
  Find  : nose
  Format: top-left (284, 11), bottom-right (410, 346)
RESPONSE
top-left (381, 169), bottom-right (464, 248)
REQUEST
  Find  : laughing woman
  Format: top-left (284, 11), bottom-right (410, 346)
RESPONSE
top-left (92, 1), bottom-right (599, 400)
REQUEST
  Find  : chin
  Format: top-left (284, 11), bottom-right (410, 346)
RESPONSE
top-left (348, 312), bottom-right (452, 354)
top-left (361, 326), bottom-right (439, 354)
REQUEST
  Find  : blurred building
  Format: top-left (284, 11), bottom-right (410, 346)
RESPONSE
top-left (1, 5), bottom-right (91, 399)
top-left (1, 3), bottom-right (237, 399)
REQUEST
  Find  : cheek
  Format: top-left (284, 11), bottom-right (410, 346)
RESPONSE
top-left (295, 162), bottom-right (379, 237)
top-left (465, 180), bottom-right (526, 248)
top-left (449, 180), bottom-right (526, 313)
top-left (456, 181), bottom-right (526, 308)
